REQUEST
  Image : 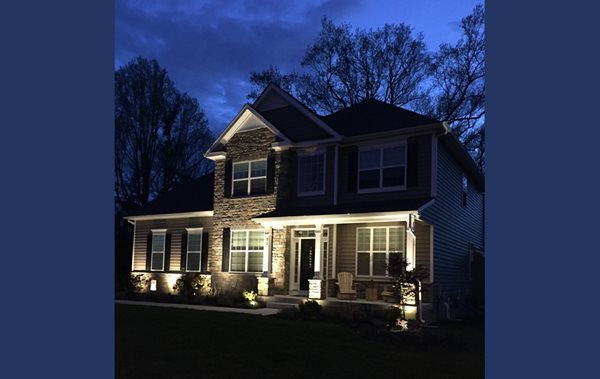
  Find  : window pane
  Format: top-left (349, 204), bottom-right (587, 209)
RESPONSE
top-left (389, 228), bottom-right (403, 252)
top-left (357, 253), bottom-right (370, 276)
top-left (372, 228), bottom-right (386, 251)
top-left (359, 150), bottom-right (380, 169)
top-left (250, 178), bottom-right (266, 195)
top-left (359, 169), bottom-right (379, 189)
top-left (382, 167), bottom-right (405, 187)
top-left (151, 252), bottom-right (164, 270)
top-left (187, 252), bottom-right (201, 271)
top-left (373, 253), bottom-right (387, 276)
top-left (233, 162), bottom-right (249, 179)
top-left (247, 251), bottom-right (264, 272)
top-left (248, 231), bottom-right (264, 250)
top-left (233, 180), bottom-right (248, 196)
top-left (298, 154), bottom-right (324, 193)
top-left (188, 233), bottom-right (201, 252)
top-left (357, 229), bottom-right (370, 251)
top-left (230, 251), bottom-right (246, 272)
top-left (250, 160), bottom-right (267, 178)
top-left (383, 146), bottom-right (405, 166)
top-left (152, 235), bottom-right (165, 252)
top-left (231, 231), bottom-right (247, 250)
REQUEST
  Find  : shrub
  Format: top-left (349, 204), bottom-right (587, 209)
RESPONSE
top-left (298, 300), bottom-right (322, 318)
top-left (384, 306), bottom-right (404, 324)
top-left (173, 273), bottom-right (207, 300)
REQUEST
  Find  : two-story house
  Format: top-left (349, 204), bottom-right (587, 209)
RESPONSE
top-left (125, 83), bottom-right (484, 315)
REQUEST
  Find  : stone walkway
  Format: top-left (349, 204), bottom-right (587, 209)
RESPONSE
top-left (116, 300), bottom-right (281, 316)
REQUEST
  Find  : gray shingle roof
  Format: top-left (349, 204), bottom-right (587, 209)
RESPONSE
top-left (321, 99), bottom-right (439, 137)
top-left (126, 173), bottom-right (214, 217)
top-left (255, 197), bottom-right (433, 218)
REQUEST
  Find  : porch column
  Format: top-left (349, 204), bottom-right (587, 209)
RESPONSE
top-left (406, 226), bottom-right (416, 271)
top-left (262, 228), bottom-right (272, 275)
top-left (313, 225), bottom-right (322, 279)
top-left (309, 224), bottom-right (325, 299)
top-left (258, 228), bottom-right (273, 296)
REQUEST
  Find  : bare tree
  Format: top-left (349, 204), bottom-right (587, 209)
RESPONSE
top-left (247, 5), bottom-right (485, 169)
top-left (115, 57), bottom-right (213, 212)
top-left (248, 18), bottom-right (430, 114)
top-left (429, 4), bottom-right (485, 169)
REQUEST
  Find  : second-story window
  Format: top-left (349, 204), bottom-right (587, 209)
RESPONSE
top-left (232, 159), bottom-right (267, 196)
top-left (298, 152), bottom-right (325, 195)
top-left (358, 145), bottom-right (406, 192)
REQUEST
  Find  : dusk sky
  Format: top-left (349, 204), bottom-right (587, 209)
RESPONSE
top-left (115, 0), bottom-right (482, 134)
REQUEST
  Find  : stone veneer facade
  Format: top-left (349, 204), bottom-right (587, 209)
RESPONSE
top-left (209, 127), bottom-right (291, 294)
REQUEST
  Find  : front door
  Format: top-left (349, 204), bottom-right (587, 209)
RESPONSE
top-left (299, 239), bottom-right (316, 291)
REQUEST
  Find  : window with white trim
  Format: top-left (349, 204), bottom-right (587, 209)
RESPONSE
top-left (233, 159), bottom-right (267, 196)
top-left (298, 152), bottom-right (325, 195)
top-left (358, 145), bottom-right (406, 191)
top-left (186, 228), bottom-right (203, 272)
top-left (150, 230), bottom-right (166, 271)
top-left (230, 230), bottom-right (264, 273)
top-left (356, 226), bottom-right (404, 277)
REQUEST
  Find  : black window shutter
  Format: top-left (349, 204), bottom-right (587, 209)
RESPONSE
top-left (164, 233), bottom-right (171, 271)
top-left (145, 233), bottom-right (152, 271)
top-left (224, 159), bottom-right (233, 198)
top-left (266, 153), bottom-right (276, 194)
top-left (347, 148), bottom-right (358, 192)
top-left (221, 228), bottom-right (230, 272)
top-left (407, 143), bottom-right (419, 187)
top-left (201, 232), bottom-right (209, 273)
top-left (180, 232), bottom-right (188, 271)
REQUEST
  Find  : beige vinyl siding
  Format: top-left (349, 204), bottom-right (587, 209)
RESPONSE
top-left (132, 217), bottom-right (213, 272)
top-left (334, 221), bottom-right (408, 276)
top-left (414, 220), bottom-right (432, 282)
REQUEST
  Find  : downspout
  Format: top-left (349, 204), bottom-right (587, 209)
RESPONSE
top-left (415, 278), bottom-right (426, 324)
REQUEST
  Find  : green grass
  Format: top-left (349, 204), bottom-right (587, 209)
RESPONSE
top-left (116, 304), bottom-right (483, 379)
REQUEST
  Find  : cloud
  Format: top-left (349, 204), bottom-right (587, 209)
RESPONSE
top-left (115, 0), bottom-right (364, 133)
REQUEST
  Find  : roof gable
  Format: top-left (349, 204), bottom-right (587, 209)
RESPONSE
top-left (253, 83), bottom-right (341, 142)
top-left (205, 104), bottom-right (290, 155)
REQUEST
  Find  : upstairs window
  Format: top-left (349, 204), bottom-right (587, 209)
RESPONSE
top-left (358, 145), bottom-right (406, 192)
top-left (298, 152), bottom-right (325, 195)
top-left (150, 229), bottom-right (166, 271)
top-left (232, 159), bottom-right (267, 196)
top-left (186, 228), bottom-right (203, 272)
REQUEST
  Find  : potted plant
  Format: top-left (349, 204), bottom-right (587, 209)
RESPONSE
top-left (365, 280), bottom-right (378, 301)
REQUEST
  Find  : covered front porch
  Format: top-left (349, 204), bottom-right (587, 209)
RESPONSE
top-left (253, 208), bottom-right (434, 305)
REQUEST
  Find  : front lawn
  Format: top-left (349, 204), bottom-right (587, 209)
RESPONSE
top-left (116, 304), bottom-right (483, 378)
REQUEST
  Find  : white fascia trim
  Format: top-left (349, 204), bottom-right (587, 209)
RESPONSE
top-left (124, 211), bottom-right (213, 221)
top-left (205, 151), bottom-right (227, 161)
top-left (205, 104), bottom-right (292, 156)
top-left (259, 84), bottom-right (342, 140)
top-left (253, 210), bottom-right (416, 229)
top-left (417, 199), bottom-right (435, 214)
top-left (271, 137), bottom-right (340, 151)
